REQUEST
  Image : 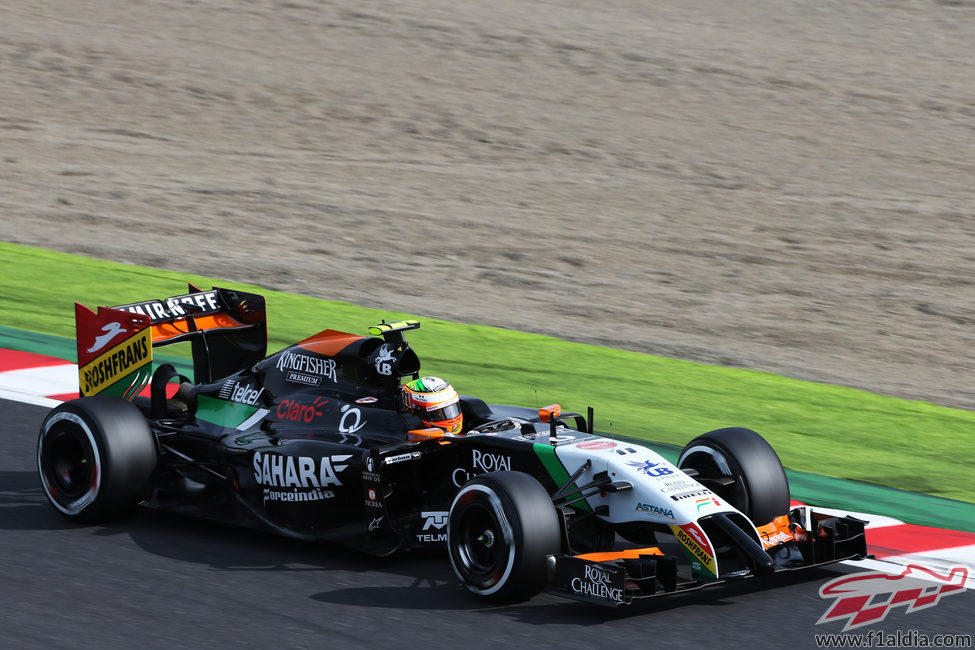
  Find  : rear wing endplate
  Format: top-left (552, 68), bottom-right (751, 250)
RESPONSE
top-left (75, 285), bottom-right (267, 397)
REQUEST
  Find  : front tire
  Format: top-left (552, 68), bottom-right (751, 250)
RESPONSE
top-left (37, 396), bottom-right (157, 523)
top-left (447, 471), bottom-right (561, 603)
top-left (677, 427), bottom-right (789, 525)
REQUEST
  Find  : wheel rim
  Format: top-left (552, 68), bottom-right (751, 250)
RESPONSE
top-left (38, 411), bottom-right (101, 515)
top-left (457, 503), bottom-right (503, 577)
top-left (49, 431), bottom-right (93, 498)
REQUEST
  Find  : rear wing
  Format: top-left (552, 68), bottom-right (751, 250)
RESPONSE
top-left (75, 285), bottom-right (267, 398)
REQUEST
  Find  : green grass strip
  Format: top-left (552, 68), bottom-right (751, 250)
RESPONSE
top-left (2, 242), bottom-right (973, 509)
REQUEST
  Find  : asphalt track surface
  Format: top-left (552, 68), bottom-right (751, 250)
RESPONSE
top-left (3, 398), bottom-right (972, 650)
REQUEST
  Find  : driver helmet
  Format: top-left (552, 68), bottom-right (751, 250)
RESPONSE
top-left (402, 376), bottom-right (463, 434)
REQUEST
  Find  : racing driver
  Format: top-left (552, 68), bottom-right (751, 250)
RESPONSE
top-left (402, 376), bottom-right (463, 434)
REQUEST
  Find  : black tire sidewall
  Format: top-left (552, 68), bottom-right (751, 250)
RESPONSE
top-left (37, 396), bottom-right (156, 523)
top-left (678, 427), bottom-right (789, 525)
top-left (447, 470), bottom-right (561, 602)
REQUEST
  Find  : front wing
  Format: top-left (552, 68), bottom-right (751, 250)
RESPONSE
top-left (546, 507), bottom-right (869, 607)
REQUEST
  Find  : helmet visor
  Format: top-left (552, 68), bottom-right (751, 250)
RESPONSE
top-left (424, 401), bottom-right (461, 423)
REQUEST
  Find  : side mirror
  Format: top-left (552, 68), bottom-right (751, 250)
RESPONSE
top-left (539, 404), bottom-right (562, 423)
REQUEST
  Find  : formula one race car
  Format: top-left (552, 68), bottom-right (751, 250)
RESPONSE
top-left (37, 286), bottom-right (869, 606)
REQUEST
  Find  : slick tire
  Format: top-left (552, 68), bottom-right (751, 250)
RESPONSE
top-left (448, 471), bottom-right (561, 603)
top-left (677, 427), bottom-right (789, 526)
top-left (37, 396), bottom-right (157, 523)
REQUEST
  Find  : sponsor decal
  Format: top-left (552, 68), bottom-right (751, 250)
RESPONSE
top-left (253, 451), bottom-right (351, 491)
top-left (363, 476), bottom-right (384, 508)
top-left (75, 304), bottom-right (151, 368)
top-left (472, 450), bottom-right (511, 472)
top-left (86, 321), bottom-right (129, 354)
top-left (356, 396), bottom-right (379, 404)
top-left (762, 530), bottom-right (794, 547)
top-left (127, 301), bottom-right (171, 321)
top-left (577, 440), bottom-right (617, 451)
top-left (672, 523), bottom-right (716, 577)
top-left (659, 478), bottom-right (698, 494)
top-left (695, 497), bottom-right (721, 511)
top-left (220, 380), bottom-right (264, 405)
top-left (684, 522), bottom-right (711, 549)
top-left (276, 397), bottom-right (327, 423)
top-left (79, 329), bottom-right (152, 396)
top-left (570, 564), bottom-right (624, 603)
top-left (263, 487), bottom-right (335, 504)
top-left (384, 452), bottom-right (420, 465)
top-left (411, 376), bottom-right (450, 396)
top-left (250, 434), bottom-right (346, 504)
top-left (818, 564), bottom-right (968, 632)
top-left (635, 502), bottom-right (675, 519)
top-left (374, 344), bottom-right (395, 376)
top-left (275, 351), bottom-right (337, 383)
top-left (286, 372), bottom-right (320, 386)
top-left (339, 405), bottom-right (366, 434)
top-left (626, 459), bottom-right (674, 478)
top-left (416, 511), bottom-right (449, 543)
top-left (364, 486), bottom-right (383, 509)
top-left (362, 454), bottom-right (381, 482)
top-left (453, 450), bottom-right (515, 487)
top-left (421, 511), bottom-right (448, 530)
top-left (670, 488), bottom-right (714, 502)
top-left (117, 290), bottom-right (222, 323)
top-left (369, 517), bottom-right (384, 531)
top-left (452, 468), bottom-right (471, 488)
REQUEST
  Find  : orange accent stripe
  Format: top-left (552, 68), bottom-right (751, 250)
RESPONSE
top-left (149, 313), bottom-right (246, 343)
top-left (575, 547), bottom-right (665, 562)
top-left (755, 514), bottom-right (798, 549)
top-left (297, 329), bottom-right (364, 357)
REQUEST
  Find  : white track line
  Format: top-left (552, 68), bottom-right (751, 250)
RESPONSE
top-left (0, 388), bottom-right (62, 408)
top-left (0, 364), bottom-right (77, 406)
top-left (0, 364), bottom-right (77, 395)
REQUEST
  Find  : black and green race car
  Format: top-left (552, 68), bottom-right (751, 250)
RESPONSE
top-left (37, 286), bottom-right (868, 606)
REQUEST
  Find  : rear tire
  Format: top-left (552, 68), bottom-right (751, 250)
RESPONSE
top-left (447, 471), bottom-right (561, 603)
top-left (677, 427), bottom-right (789, 525)
top-left (37, 396), bottom-right (157, 523)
